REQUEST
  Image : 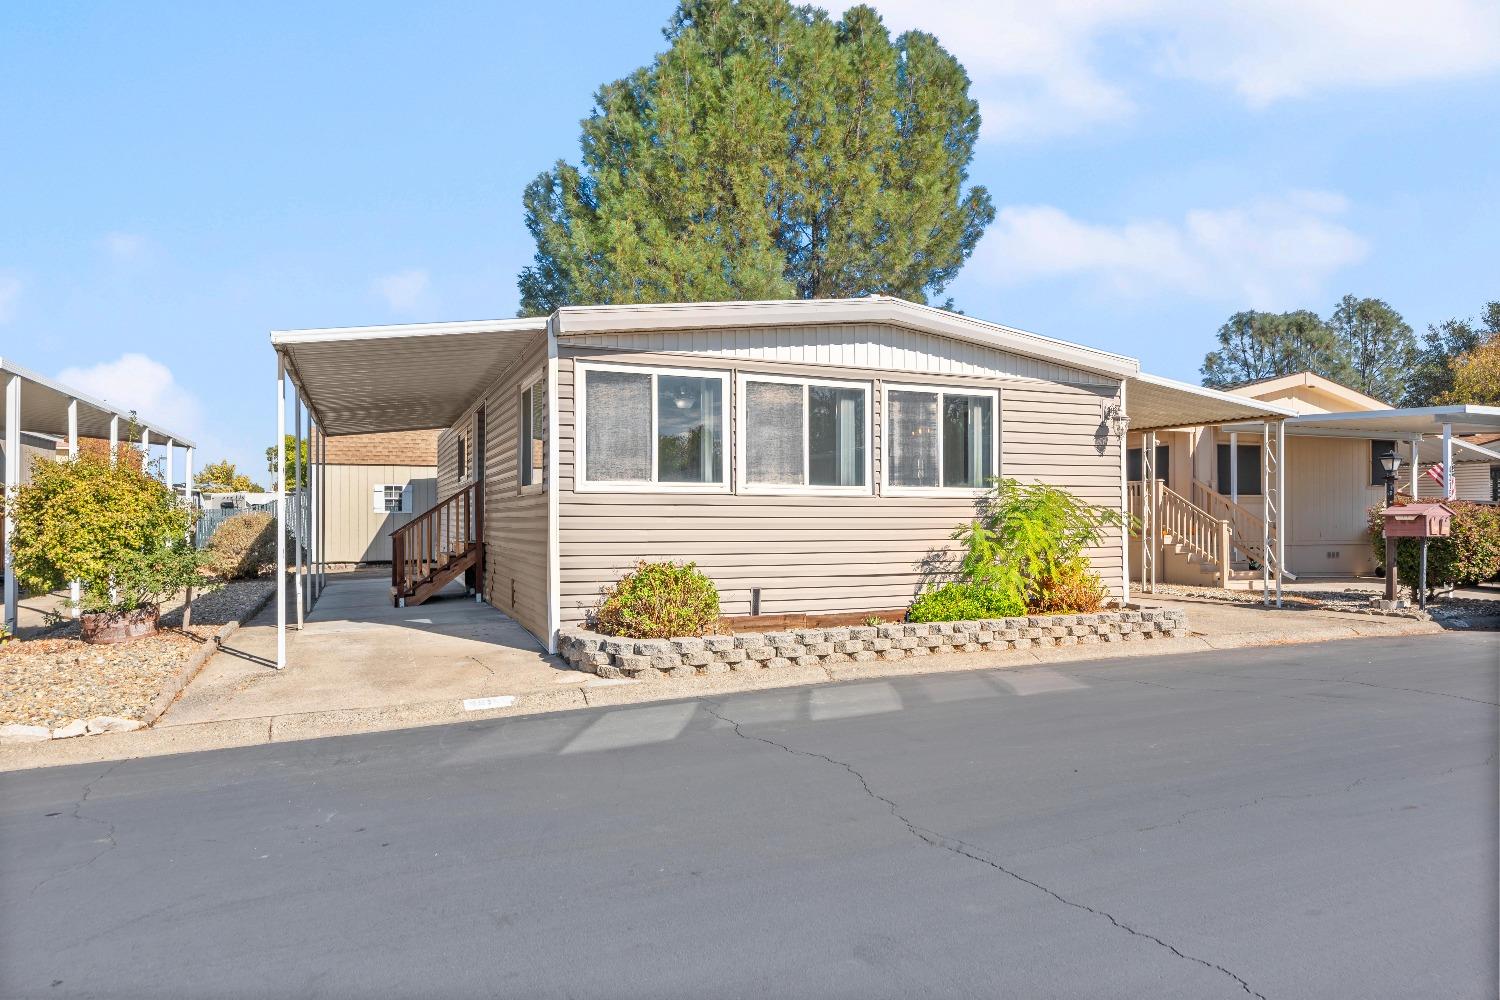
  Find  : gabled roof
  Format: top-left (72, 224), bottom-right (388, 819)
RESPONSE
top-left (1229, 371), bottom-right (1390, 412)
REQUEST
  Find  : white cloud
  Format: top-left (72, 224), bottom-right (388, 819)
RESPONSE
top-left (100, 231), bottom-right (153, 264)
top-left (977, 190), bottom-right (1368, 307)
top-left (374, 268), bottom-right (430, 313)
top-left (56, 353), bottom-right (203, 440)
top-left (0, 273), bottom-right (21, 324)
top-left (827, 0), bottom-right (1500, 139)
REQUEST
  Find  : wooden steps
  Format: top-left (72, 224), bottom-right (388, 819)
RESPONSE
top-left (390, 481), bottom-right (483, 608)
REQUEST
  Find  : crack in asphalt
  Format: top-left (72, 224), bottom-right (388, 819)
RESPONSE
top-left (1330, 674), bottom-right (1499, 708)
top-left (701, 702), bottom-right (1267, 999)
top-left (30, 761), bottom-right (124, 896)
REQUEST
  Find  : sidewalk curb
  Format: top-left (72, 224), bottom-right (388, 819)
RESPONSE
top-left (0, 617), bottom-right (1454, 773)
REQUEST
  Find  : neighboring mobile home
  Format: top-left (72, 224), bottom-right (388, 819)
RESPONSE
top-left (271, 297), bottom-right (1293, 658)
top-left (1127, 371), bottom-right (1500, 582)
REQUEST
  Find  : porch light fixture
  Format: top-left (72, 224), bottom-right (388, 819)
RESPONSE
top-left (1380, 448), bottom-right (1402, 506)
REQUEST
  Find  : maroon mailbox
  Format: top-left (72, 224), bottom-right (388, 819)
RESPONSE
top-left (1380, 502), bottom-right (1455, 539)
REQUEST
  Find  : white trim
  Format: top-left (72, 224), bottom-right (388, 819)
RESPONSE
top-left (573, 360), bottom-right (732, 494)
top-left (734, 372), bottom-right (874, 496)
top-left (880, 380), bottom-right (1001, 498)
top-left (545, 317), bottom-right (561, 654)
top-left (270, 316), bottom-right (546, 346)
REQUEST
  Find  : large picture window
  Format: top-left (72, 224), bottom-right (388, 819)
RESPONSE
top-left (885, 384), bottom-right (997, 492)
top-left (738, 375), bottom-right (870, 492)
top-left (576, 362), bottom-right (728, 490)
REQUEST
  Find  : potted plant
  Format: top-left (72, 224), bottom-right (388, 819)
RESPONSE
top-left (2, 447), bottom-right (206, 644)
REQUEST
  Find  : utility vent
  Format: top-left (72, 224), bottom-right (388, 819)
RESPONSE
top-left (1326, 551), bottom-right (1341, 559)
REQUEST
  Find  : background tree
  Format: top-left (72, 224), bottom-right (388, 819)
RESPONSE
top-left (265, 436), bottom-right (309, 492)
top-left (194, 459), bottom-right (263, 494)
top-left (1326, 294), bottom-right (1417, 404)
top-left (1404, 301), bottom-right (1499, 405)
top-left (1436, 331), bottom-right (1500, 405)
top-left (1199, 310), bottom-right (1345, 389)
top-left (518, 0), bottom-right (994, 315)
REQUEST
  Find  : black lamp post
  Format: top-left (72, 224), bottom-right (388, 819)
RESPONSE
top-left (1380, 448), bottom-right (1402, 507)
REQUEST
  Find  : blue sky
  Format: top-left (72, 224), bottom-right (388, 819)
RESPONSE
top-left (2, 1), bottom-right (1497, 478)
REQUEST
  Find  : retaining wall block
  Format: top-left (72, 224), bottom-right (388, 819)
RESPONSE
top-left (806, 642), bottom-right (834, 656)
top-left (850, 650), bottom-right (878, 662)
top-left (849, 626), bottom-right (877, 640)
top-left (670, 637), bottom-right (707, 655)
top-left (705, 636), bottom-right (736, 652)
top-left (765, 657), bottom-right (794, 670)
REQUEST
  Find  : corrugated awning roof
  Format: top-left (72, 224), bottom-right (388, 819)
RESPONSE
top-left (0, 356), bottom-right (197, 447)
top-left (271, 318), bottom-right (547, 435)
top-left (1223, 405), bottom-right (1500, 440)
top-left (1126, 372), bottom-right (1298, 432)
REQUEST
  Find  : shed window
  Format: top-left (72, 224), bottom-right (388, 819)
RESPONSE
top-left (1370, 440), bottom-right (1397, 486)
top-left (373, 484), bottom-right (411, 514)
top-left (886, 386), bottom-right (995, 491)
top-left (578, 363), bottom-right (727, 489)
top-left (520, 374), bottom-right (546, 488)
top-left (1215, 444), bottom-right (1262, 496)
top-left (741, 376), bottom-right (868, 490)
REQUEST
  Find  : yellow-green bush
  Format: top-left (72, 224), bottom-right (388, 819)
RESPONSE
top-left (593, 560), bottom-right (720, 638)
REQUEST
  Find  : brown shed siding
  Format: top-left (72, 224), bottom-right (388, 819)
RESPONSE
top-left (555, 340), bottom-right (1122, 627)
top-left (325, 429), bottom-right (440, 466)
top-left (439, 332), bottom-right (550, 642)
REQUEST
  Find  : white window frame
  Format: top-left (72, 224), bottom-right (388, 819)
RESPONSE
top-left (881, 381), bottom-right (1001, 497)
top-left (735, 372), bottom-right (874, 496)
top-left (519, 369), bottom-right (546, 496)
top-left (373, 483), bottom-right (412, 514)
top-left (574, 360), bottom-right (731, 494)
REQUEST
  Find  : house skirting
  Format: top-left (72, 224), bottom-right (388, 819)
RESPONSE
top-left (559, 610), bottom-right (1188, 680)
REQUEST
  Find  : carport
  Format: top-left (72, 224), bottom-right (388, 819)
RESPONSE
top-left (2, 356), bottom-right (198, 633)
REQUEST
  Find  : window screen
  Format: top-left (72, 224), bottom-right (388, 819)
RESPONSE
top-left (520, 375), bottom-right (546, 487)
top-left (583, 369), bottom-right (652, 481)
top-left (1128, 445), bottom-right (1171, 484)
top-left (1214, 444), bottom-right (1261, 495)
top-left (808, 385), bottom-right (866, 487)
top-left (887, 390), bottom-right (940, 488)
top-left (745, 380), bottom-right (804, 485)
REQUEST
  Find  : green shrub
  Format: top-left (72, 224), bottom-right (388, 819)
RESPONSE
top-left (950, 478), bottom-right (1124, 613)
top-left (1368, 500), bottom-right (1500, 596)
top-left (2, 451), bottom-right (204, 615)
top-left (907, 583), bottom-right (1025, 622)
top-left (593, 560), bottom-right (721, 638)
top-left (204, 512), bottom-right (277, 579)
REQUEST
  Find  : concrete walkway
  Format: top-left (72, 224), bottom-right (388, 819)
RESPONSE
top-left (163, 571), bottom-right (586, 727)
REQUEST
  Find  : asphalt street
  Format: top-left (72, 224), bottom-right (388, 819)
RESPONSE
top-left (2, 633), bottom-right (1496, 999)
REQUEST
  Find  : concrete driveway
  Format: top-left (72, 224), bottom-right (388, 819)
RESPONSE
top-left (163, 571), bottom-right (585, 728)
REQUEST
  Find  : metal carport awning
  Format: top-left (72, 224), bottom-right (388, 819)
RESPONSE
top-left (1125, 371), bottom-right (1300, 432)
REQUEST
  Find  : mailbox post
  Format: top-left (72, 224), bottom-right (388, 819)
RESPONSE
top-left (1379, 502), bottom-right (1455, 609)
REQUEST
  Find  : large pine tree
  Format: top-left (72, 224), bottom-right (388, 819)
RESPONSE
top-left (517, 0), bottom-right (994, 315)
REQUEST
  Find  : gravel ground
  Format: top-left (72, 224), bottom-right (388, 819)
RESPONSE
top-left (0, 578), bottom-right (274, 728)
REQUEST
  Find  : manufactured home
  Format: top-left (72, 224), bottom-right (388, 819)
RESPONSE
top-left (271, 297), bottom-right (1304, 661)
top-left (1127, 371), bottom-right (1500, 583)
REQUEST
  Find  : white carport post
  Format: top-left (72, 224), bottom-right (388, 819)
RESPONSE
top-left (140, 426), bottom-right (150, 469)
top-left (275, 357), bottom-right (287, 670)
top-left (3, 373), bottom-right (20, 637)
top-left (1141, 430), bottom-right (1156, 595)
top-left (67, 398), bottom-right (80, 617)
top-left (185, 446), bottom-right (194, 508)
top-left (108, 415), bottom-right (119, 467)
top-left (165, 438), bottom-right (174, 495)
top-left (1229, 432), bottom-right (1239, 505)
top-left (312, 422), bottom-right (324, 600)
top-left (1408, 435), bottom-right (1420, 498)
top-left (294, 394), bottom-right (305, 627)
top-left (1274, 419), bottom-right (1285, 608)
top-left (1441, 423), bottom-right (1454, 500)
top-left (1260, 422), bottom-right (1271, 604)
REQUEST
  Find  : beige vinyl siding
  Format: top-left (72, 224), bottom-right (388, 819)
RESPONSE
top-left (323, 464), bottom-right (438, 563)
top-left (557, 343), bottom-right (1123, 626)
top-left (440, 332), bottom-right (550, 643)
